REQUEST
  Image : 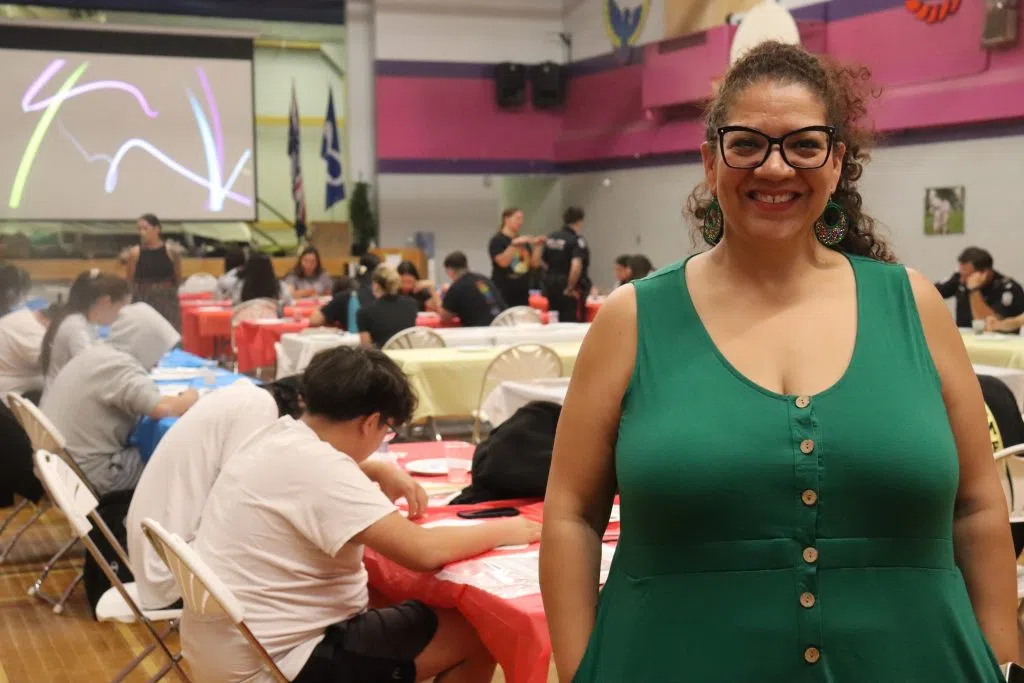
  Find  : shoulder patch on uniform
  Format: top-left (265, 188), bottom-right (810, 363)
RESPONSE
top-left (1004, 290), bottom-right (1015, 307)
top-left (578, 238), bottom-right (586, 249)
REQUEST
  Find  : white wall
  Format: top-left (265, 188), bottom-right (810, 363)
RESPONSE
top-left (562, 163), bottom-right (701, 290)
top-left (377, 174), bottom-right (503, 279)
top-left (501, 176), bottom-right (565, 235)
top-left (562, 0), bottom-right (666, 61)
top-left (561, 132), bottom-right (1024, 291)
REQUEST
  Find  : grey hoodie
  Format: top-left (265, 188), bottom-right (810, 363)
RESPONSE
top-left (41, 303), bottom-right (180, 493)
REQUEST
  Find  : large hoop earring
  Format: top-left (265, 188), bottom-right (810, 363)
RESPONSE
top-left (702, 197), bottom-right (724, 246)
top-left (814, 199), bottom-right (848, 247)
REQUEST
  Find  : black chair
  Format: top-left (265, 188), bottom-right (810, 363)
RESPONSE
top-left (979, 374), bottom-right (1024, 557)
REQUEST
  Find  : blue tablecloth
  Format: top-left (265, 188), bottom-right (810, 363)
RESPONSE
top-left (131, 351), bottom-right (250, 462)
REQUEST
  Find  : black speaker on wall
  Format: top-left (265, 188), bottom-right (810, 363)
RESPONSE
top-left (495, 62), bottom-right (527, 109)
top-left (531, 61), bottom-right (567, 110)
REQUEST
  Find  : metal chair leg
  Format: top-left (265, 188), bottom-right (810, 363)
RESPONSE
top-left (28, 536), bottom-right (79, 602)
top-left (51, 570), bottom-right (84, 614)
top-left (0, 498), bottom-right (30, 536)
top-left (0, 500), bottom-right (49, 563)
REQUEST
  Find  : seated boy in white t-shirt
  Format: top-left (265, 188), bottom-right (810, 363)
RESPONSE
top-left (183, 346), bottom-right (540, 683)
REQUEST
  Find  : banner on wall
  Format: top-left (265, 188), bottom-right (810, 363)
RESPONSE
top-left (322, 89), bottom-right (345, 210)
top-left (288, 83), bottom-right (308, 239)
top-left (2, 0), bottom-right (346, 23)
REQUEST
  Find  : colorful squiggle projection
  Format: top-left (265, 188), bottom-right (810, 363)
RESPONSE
top-left (10, 58), bottom-right (252, 211)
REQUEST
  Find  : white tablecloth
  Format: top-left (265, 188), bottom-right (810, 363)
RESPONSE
top-left (974, 363), bottom-right (1024, 411)
top-left (435, 323), bottom-right (590, 348)
top-left (480, 378), bottom-right (571, 427)
top-left (276, 330), bottom-right (360, 379)
top-left (276, 324), bottom-right (591, 378)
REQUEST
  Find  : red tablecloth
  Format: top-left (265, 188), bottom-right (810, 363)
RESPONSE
top-left (365, 442), bottom-right (565, 683)
top-left (584, 300), bottom-right (602, 322)
top-left (416, 313), bottom-right (462, 328)
top-left (178, 291), bottom-right (214, 302)
top-left (235, 319), bottom-right (309, 373)
top-left (528, 294), bottom-right (549, 312)
top-left (181, 303), bottom-right (231, 357)
top-left (282, 306), bottom-right (316, 319)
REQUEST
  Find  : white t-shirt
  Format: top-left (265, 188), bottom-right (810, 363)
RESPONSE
top-left (125, 381), bottom-right (279, 610)
top-left (182, 416), bottom-right (396, 683)
top-left (0, 309), bottom-right (46, 395)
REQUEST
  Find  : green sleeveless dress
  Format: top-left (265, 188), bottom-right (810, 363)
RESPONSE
top-left (573, 255), bottom-right (1004, 682)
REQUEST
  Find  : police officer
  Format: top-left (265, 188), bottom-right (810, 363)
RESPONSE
top-left (539, 207), bottom-right (591, 323)
top-left (936, 247), bottom-right (1024, 332)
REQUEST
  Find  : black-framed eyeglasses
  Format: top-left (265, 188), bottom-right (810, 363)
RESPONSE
top-left (717, 125), bottom-right (837, 170)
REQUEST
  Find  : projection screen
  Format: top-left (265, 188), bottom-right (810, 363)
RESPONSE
top-left (0, 24), bottom-right (256, 221)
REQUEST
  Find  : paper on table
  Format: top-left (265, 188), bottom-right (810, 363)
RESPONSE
top-left (436, 544), bottom-right (616, 600)
top-left (157, 383), bottom-right (192, 396)
top-left (151, 368), bottom-right (205, 380)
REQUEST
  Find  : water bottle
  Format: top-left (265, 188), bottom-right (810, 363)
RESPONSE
top-left (347, 290), bottom-right (360, 333)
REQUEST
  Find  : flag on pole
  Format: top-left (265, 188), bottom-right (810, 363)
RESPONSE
top-left (321, 88), bottom-right (345, 210)
top-left (288, 83), bottom-right (308, 239)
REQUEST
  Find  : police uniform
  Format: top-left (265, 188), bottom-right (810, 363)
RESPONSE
top-left (936, 270), bottom-right (1024, 331)
top-left (542, 226), bottom-right (591, 323)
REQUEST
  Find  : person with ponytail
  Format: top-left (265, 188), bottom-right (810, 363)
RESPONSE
top-left (41, 270), bottom-right (131, 391)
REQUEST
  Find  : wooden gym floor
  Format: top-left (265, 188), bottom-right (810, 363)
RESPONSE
top-left (0, 505), bottom-right (554, 683)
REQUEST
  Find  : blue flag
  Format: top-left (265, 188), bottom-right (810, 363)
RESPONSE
top-left (321, 88), bottom-right (345, 210)
top-left (288, 83), bottom-right (307, 239)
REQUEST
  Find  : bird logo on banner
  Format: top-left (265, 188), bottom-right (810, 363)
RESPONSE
top-left (604, 0), bottom-right (650, 48)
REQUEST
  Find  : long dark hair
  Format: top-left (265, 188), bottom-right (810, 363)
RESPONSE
top-left (292, 246), bottom-right (323, 279)
top-left (686, 42), bottom-right (894, 262)
top-left (240, 253), bottom-right (281, 302)
top-left (223, 246), bottom-right (247, 273)
top-left (0, 264), bottom-right (30, 316)
top-left (40, 270), bottom-right (130, 373)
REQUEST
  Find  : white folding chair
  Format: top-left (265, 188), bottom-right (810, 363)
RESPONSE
top-left (382, 327), bottom-right (446, 350)
top-left (34, 450), bottom-right (188, 682)
top-left (5, 393), bottom-right (92, 612)
top-left (491, 305), bottom-right (543, 327)
top-left (142, 518), bottom-right (289, 683)
top-left (473, 343), bottom-right (563, 442)
top-left (230, 298), bottom-right (279, 372)
top-left (178, 273), bottom-right (219, 295)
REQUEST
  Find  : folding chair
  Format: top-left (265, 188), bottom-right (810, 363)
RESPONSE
top-left (473, 343), bottom-right (563, 442)
top-left (142, 518), bottom-right (288, 683)
top-left (6, 392), bottom-right (93, 612)
top-left (382, 327), bottom-right (446, 350)
top-left (230, 298), bottom-right (279, 372)
top-left (33, 450), bottom-right (188, 682)
top-left (0, 395), bottom-right (48, 566)
top-left (491, 305), bottom-right (542, 327)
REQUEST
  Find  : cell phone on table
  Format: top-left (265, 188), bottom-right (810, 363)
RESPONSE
top-left (456, 507), bottom-right (520, 520)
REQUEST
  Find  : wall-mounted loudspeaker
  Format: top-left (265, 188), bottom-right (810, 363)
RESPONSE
top-left (495, 62), bottom-right (527, 109)
top-left (530, 61), bottom-right (567, 109)
top-left (983, 0), bottom-right (1019, 49)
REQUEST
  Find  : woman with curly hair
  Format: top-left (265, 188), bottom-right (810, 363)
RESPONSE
top-left (540, 42), bottom-right (1015, 681)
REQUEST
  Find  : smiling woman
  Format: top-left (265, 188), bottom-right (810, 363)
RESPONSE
top-left (540, 41), bottom-right (1017, 683)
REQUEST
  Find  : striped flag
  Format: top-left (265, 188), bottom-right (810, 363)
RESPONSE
top-left (288, 83), bottom-right (307, 239)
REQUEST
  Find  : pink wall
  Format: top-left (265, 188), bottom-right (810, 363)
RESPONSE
top-left (557, 5), bottom-right (1024, 164)
top-left (378, 5), bottom-right (1024, 168)
top-left (376, 76), bottom-right (561, 163)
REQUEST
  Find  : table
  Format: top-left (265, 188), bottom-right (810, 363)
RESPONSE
top-left (481, 378), bottom-right (571, 428)
top-left (366, 442), bottom-right (619, 683)
top-left (132, 353), bottom-right (251, 462)
top-left (235, 319), bottom-right (308, 373)
top-left (276, 330), bottom-right (361, 378)
top-left (974, 364), bottom-right (1024, 411)
top-left (387, 342), bottom-right (580, 422)
top-left (961, 330), bottom-right (1024, 369)
top-left (180, 301), bottom-right (231, 357)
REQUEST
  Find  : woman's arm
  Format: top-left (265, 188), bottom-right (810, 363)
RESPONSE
top-left (540, 285), bottom-right (636, 680)
top-left (909, 269), bottom-right (1018, 663)
top-left (167, 243), bottom-right (183, 285)
top-left (124, 246), bottom-right (139, 281)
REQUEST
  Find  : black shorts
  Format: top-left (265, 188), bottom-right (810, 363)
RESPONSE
top-left (292, 601), bottom-right (439, 683)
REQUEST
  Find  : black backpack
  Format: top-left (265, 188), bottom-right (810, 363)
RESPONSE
top-left (83, 489), bottom-right (136, 618)
top-left (450, 401), bottom-right (561, 505)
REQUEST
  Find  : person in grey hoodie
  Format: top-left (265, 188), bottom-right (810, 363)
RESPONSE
top-left (41, 303), bottom-right (197, 495)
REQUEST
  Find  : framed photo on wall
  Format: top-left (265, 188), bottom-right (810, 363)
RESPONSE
top-left (924, 186), bottom-right (966, 236)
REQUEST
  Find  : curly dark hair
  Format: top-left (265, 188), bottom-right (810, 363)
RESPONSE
top-left (686, 41), bottom-right (895, 263)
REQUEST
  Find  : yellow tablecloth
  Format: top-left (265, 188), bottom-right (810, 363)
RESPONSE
top-left (961, 331), bottom-right (1024, 369)
top-left (387, 342), bottom-right (581, 421)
